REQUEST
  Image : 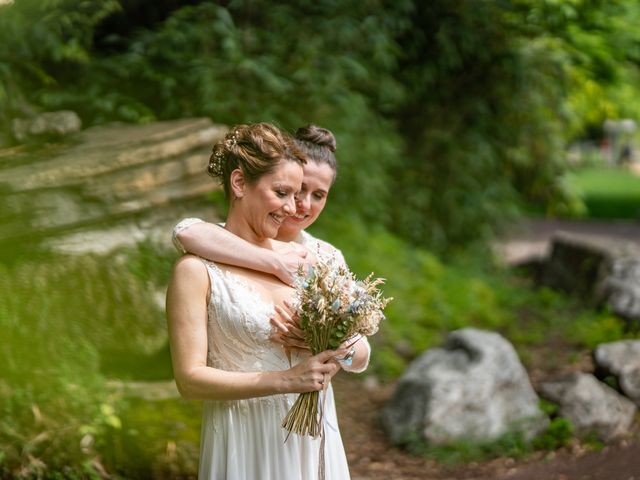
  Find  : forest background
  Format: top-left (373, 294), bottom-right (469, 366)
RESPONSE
top-left (2, 0), bottom-right (640, 477)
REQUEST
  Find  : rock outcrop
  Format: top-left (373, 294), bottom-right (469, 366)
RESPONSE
top-left (0, 117), bottom-right (226, 256)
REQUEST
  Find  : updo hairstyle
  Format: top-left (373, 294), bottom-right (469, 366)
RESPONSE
top-left (294, 124), bottom-right (337, 184)
top-left (208, 122), bottom-right (306, 199)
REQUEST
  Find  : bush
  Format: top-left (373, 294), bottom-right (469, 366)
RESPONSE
top-left (0, 251), bottom-right (170, 476)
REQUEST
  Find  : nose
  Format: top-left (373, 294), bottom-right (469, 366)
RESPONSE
top-left (296, 192), bottom-right (311, 212)
top-left (283, 195), bottom-right (296, 215)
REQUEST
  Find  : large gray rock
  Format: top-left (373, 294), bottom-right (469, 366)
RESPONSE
top-left (540, 372), bottom-right (636, 442)
top-left (594, 340), bottom-right (640, 406)
top-left (380, 328), bottom-right (547, 446)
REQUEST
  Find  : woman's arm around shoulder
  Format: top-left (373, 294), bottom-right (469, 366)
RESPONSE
top-left (172, 219), bottom-right (309, 285)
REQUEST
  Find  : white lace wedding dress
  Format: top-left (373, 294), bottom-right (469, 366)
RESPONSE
top-left (196, 258), bottom-right (351, 480)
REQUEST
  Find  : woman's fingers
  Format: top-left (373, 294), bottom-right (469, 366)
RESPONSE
top-left (281, 301), bottom-right (302, 328)
top-left (270, 333), bottom-right (308, 349)
top-left (272, 306), bottom-right (306, 346)
top-left (286, 349), bottom-right (347, 392)
top-left (287, 325), bottom-right (305, 340)
top-left (270, 316), bottom-right (289, 334)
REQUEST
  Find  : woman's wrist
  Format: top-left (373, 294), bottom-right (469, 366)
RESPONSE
top-left (265, 370), bottom-right (289, 395)
top-left (337, 335), bottom-right (360, 366)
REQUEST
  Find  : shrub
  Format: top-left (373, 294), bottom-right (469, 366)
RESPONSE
top-left (0, 251), bottom-right (169, 476)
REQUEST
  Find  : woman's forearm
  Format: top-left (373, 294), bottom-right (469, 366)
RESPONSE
top-left (175, 365), bottom-right (287, 401)
top-left (176, 221), bottom-right (282, 275)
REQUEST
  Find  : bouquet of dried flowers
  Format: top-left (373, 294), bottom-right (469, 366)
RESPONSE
top-left (281, 259), bottom-right (392, 438)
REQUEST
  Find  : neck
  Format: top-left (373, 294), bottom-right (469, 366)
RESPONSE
top-left (225, 205), bottom-right (273, 249)
top-left (276, 230), bottom-right (304, 244)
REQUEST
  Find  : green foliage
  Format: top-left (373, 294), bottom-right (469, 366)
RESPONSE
top-left (569, 311), bottom-right (630, 349)
top-left (403, 429), bottom-right (530, 465)
top-left (0, 252), bottom-right (168, 476)
top-left (92, 0), bottom-right (405, 223)
top-left (0, 0), bottom-right (121, 126)
top-left (532, 401), bottom-right (574, 451)
top-left (123, 239), bottom-right (177, 287)
top-left (389, 0), bottom-right (611, 249)
top-left (100, 397), bottom-right (201, 478)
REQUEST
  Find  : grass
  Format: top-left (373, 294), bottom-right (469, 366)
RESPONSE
top-left (566, 166), bottom-right (640, 219)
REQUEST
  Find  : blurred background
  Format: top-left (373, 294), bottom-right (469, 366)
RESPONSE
top-left (1, 0), bottom-right (640, 478)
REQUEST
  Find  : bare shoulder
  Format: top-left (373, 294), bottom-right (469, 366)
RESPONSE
top-left (172, 254), bottom-right (209, 281)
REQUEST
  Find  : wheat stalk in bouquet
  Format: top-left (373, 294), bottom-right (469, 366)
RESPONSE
top-left (281, 259), bottom-right (392, 438)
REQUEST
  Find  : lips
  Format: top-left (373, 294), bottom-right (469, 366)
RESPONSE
top-left (270, 213), bottom-right (285, 224)
top-left (287, 213), bottom-right (308, 222)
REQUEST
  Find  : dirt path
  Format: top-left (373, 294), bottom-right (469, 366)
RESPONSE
top-left (335, 218), bottom-right (640, 480)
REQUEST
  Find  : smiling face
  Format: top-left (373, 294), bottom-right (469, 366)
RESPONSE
top-left (232, 159), bottom-right (304, 244)
top-left (277, 160), bottom-right (335, 241)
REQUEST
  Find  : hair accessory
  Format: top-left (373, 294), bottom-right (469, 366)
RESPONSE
top-left (209, 150), bottom-right (225, 176)
top-left (209, 130), bottom-right (238, 177)
top-left (224, 131), bottom-right (238, 149)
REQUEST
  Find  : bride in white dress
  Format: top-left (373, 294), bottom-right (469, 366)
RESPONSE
top-left (166, 123), bottom-right (352, 479)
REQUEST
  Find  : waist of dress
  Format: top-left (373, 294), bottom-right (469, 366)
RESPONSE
top-left (204, 392), bottom-right (299, 410)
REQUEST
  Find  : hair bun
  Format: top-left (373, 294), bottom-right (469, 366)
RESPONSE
top-left (295, 124), bottom-right (336, 153)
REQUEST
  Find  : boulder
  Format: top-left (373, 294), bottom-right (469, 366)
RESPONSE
top-left (380, 328), bottom-right (547, 446)
top-left (594, 340), bottom-right (640, 406)
top-left (539, 372), bottom-right (636, 442)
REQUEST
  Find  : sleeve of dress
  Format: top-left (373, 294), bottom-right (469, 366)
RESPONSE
top-left (342, 334), bottom-right (371, 374)
top-left (333, 247), bottom-right (347, 268)
top-left (172, 217), bottom-right (205, 254)
top-left (312, 237), bottom-right (347, 267)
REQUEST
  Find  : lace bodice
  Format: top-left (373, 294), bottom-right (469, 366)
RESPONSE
top-left (202, 260), bottom-right (293, 373)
